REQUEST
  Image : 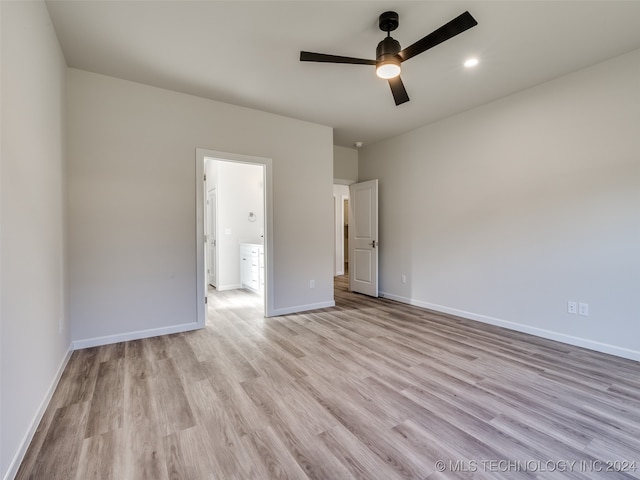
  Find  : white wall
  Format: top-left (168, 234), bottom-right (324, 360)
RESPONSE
top-left (0, 2), bottom-right (71, 479)
top-left (333, 145), bottom-right (358, 183)
top-left (214, 160), bottom-right (264, 290)
top-left (68, 69), bottom-right (334, 345)
top-left (359, 48), bottom-right (640, 360)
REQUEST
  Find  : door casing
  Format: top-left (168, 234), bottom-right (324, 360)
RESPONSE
top-left (196, 148), bottom-right (273, 326)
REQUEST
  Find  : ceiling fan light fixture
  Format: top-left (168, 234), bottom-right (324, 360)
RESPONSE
top-left (464, 57), bottom-right (479, 68)
top-left (376, 57), bottom-right (401, 79)
top-left (376, 35), bottom-right (402, 79)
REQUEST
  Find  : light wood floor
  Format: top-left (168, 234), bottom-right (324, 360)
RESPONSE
top-left (16, 276), bottom-right (640, 479)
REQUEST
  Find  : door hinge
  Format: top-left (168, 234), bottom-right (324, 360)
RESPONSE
top-left (205, 297), bottom-right (208, 304)
top-left (204, 173), bottom-right (207, 182)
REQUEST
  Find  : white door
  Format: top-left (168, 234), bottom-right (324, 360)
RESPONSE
top-left (349, 179), bottom-right (378, 297)
top-left (207, 190), bottom-right (217, 287)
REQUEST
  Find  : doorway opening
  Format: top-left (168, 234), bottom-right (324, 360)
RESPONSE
top-left (333, 180), bottom-right (379, 296)
top-left (196, 149), bottom-right (273, 326)
top-left (333, 184), bottom-right (350, 276)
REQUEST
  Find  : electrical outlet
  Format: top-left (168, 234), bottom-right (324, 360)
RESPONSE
top-left (401, 274), bottom-right (407, 284)
top-left (309, 280), bottom-right (315, 289)
top-left (579, 303), bottom-right (589, 316)
top-left (567, 301), bottom-right (577, 314)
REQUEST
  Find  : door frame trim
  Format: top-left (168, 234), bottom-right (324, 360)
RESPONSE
top-left (206, 187), bottom-right (217, 287)
top-left (195, 148), bottom-right (273, 325)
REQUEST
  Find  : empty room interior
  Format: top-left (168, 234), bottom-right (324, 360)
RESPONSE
top-left (2, 1), bottom-right (640, 479)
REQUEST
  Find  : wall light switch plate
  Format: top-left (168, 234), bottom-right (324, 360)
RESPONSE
top-left (579, 303), bottom-right (589, 316)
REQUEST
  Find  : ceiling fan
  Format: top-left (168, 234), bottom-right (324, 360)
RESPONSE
top-left (300, 10), bottom-right (478, 106)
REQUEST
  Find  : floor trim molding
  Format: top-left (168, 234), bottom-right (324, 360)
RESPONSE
top-left (270, 300), bottom-right (336, 317)
top-left (72, 321), bottom-right (202, 350)
top-left (214, 284), bottom-right (242, 292)
top-left (4, 345), bottom-right (73, 480)
top-left (380, 291), bottom-right (640, 362)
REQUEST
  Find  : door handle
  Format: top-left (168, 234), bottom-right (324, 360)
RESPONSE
top-left (368, 240), bottom-right (377, 248)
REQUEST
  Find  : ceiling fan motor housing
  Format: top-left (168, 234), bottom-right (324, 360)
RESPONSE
top-left (377, 12), bottom-right (401, 64)
top-left (376, 36), bottom-right (401, 62)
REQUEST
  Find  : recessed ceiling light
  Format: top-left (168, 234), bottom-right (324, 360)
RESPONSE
top-left (464, 58), bottom-right (479, 68)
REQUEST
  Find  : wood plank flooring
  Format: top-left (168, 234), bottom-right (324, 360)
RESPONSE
top-left (16, 276), bottom-right (640, 479)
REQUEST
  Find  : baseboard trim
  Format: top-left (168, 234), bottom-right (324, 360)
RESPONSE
top-left (380, 291), bottom-right (640, 362)
top-left (72, 321), bottom-right (202, 350)
top-left (270, 300), bottom-right (336, 317)
top-left (4, 345), bottom-right (73, 480)
top-left (215, 284), bottom-right (242, 292)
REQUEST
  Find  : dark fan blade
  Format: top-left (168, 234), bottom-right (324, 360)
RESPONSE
top-left (300, 51), bottom-right (376, 65)
top-left (388, 76), bottom-right (410, 106)
top-left (398, 11), bottom-right (478, 62)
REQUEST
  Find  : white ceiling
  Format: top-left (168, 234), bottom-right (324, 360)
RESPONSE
top-left (45, 1), bottom-right (640, 148)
